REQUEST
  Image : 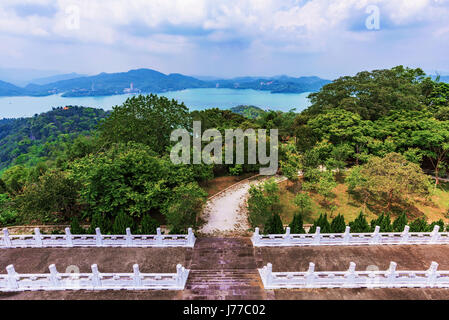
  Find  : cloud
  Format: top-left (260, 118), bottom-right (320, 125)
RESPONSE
top-left (0, 0), bottom-right (448, 77)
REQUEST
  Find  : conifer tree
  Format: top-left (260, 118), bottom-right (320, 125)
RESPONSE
top-left (140, 214), bottom-right (159, 234)
top-left (264, 213), bottom-right (284, 234)
top-left (330, 214), bottom-right (346, 233)
top-left (409, 217), bottom-right (429, 232)
top-left (349, 212), bottom-right (371, 233)
top-left (392, 212), bottom-right (408, 232)
top-left (289, 213), bottom-right (306, 234)
top-left (309, 213), bottom-right (331, 233)
top-left (112, 211), bottom-right (135, 234)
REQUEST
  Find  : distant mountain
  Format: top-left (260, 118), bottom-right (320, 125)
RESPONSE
top-left (230, 105), bottom-right (266, 119)
top-left (30, 73), bottom-right (86, 86)
top-left (0, 68), bottom-right (59, 87)
top-left (0, 80), bottom-right (25, 96)
top-left (0, 68), bottom-right (331, 97)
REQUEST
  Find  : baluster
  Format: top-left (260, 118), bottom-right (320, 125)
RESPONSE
top-left (265, 263), bottom-right (273, 287)
top-left (126, 228), bottom-right (133, 247)
top-left (34, 228), bottom-right (43, 247)
top-left (401, 225), bottom-right (410, 244)
top-left (284, 227), bottom-right (291, 245)
top-left (48, 264), bottom-right (60, 288)
top-left (343, 226), bottom-right (351, 244)
top-left (252, 227), bottom-right (260, 245)
top-left (430, 225), bottom-right (440, 244)
top-left (91, 264), bottom-right (101, 288)
top-left (187, 228), bottom-right (195, 247)
top-left (156, 228), bottom-right (163, 246)
top-left (313, 227), bottom-right (321, 245)
top-left (305, 262), bottom-right (315, 287)
top-left (133, 264), bottom-right (143, 287)
top-left (95, 228), bottom-right (103, 247)
top-left (6, 265), bottom-right (18, 290)
top-left (345, 262), bottom-right (357, 288)
top-left (386, 261), bottom-right (397, 288)
top-left (3, 228), bottom-right (12, 248)
top-left (370, 226), bottom-right (380, 245)
top-left (65, 228), bottom-right (73, 247)
top-left (176, 264), bottom-right (184, 287)
top-left (427, 261), bottom-right (439, 287)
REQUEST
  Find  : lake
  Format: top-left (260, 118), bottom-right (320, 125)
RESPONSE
top-left (0, 88), bottom-right (312, 119)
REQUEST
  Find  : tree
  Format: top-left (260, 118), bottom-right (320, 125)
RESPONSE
top-left (247, 179), bottom-right (282, 228)
top-left (139, 214), bottom-right (159, 234)
top-left (309, 213), bottom-right (331, 233)
top-left (112, 211), bottom-right (136, 234)
top-left (99, 94), bottom-right (191, 155)
top-left (70, 216), bottom-right (86, 234)
top-left (428, 219), bottom-right (445, 232)
top-left (289, 213), bottom-right (306, 234)
top-left (317, 171), bottom-right (337, 207)
top-left (349, 153), bottom-right (431, 211)
top-left (370, 213), bottom-right (393, 232)
top-left (279, 141), bottom-right (302, 185)
top-left (349, 212), bottom-right (371, 233)
top-left (330, 214), bottom-right (346, 233)
top-left (87, 212), bottom-right (113, 234)
top-left (409, 217), bottom-right (429, 232)
top-left (264, 213), bottom-right (284, 234)
top-left (392, 212), bottom-right (408, 232)
top-left (293, 193), bottom-right (312, 216)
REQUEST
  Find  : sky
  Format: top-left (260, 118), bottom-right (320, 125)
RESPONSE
top-left (0, 0), bottom-right (449, 79)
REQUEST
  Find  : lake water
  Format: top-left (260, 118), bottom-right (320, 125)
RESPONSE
top-left (0, 88), bottom-right (312, 119)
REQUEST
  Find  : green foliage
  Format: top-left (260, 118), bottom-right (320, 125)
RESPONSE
top-left (392, 213), bottom-right (408, 232)
top-left (0, 193), bottom-right (17, 227)
top-left (264, 213), bottom-right (284, 234)
top-left (429, 219), bottom-right (445, 232)
top-left (87, 212), bottom-right (113, 234)
top-left (370, 213), bottom-right (393, 232)
top-left (349, 212), bottom-right (371, 233)
top-left (70, 216), bottom-right (86, 234)
top-left (229, 164), bottom-right (243, 176)
top-left (309, 213), bottom-right (331, 233)
top-left (293, 193), bottom-right (312, 216)
top-left (247, 179), bottom-right (282, 228)
top-left (99, 94), bottom-right (191, 155)
top-left (289, 213), bottom-right (306, 234)
top-left (139, 214), bottom-right (159, 234)
top-left (330, 214), bottom-right (346, 233)
top-left (112, 211), bottom-right (136, 234)
top-left (409, 217), bottom-right (429, 232)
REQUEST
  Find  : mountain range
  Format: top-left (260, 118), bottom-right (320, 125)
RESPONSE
top-left (0, 68), bottom-right (331, 97)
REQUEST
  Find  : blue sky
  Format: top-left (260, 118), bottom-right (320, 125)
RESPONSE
top-left (0, 0), bottom-right (448, 79)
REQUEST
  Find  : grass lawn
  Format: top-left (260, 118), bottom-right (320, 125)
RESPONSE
top-left (278, 179), bottom-right (449, 226)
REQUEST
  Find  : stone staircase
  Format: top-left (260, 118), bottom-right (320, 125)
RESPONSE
top-left (181, 237), bottom-right (273, 300)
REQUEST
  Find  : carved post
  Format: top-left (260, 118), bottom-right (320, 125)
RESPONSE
top-left (3, 228), bottom-right (12, 248)
top-left (6, 265), bottom-right (18, 290)
top-left (187, 228), bottom-right (195, 247)
top-left (386, 261), bottom-right (397, 288)
top-left (34, 228), bottom-right (43, 247)
top-left (133, 264), bottom-right (143, 287)
top-left (266, 263), bottom-right (273, 287)
top-left (427, 261), bottom-right (439, 287)
top-left (312, 227), bottom-right (321, 245)
top-left (176, 264), bottom-right (184, 287)
top-left (48, 264), bottom-right (60, 288)
top-left (401, 225), bottom-right (410, 244)
top-left (156, 228), bottom-right (163, 246)
top-left (345, 262), bottom-right (357, 288)
top-left (343, 226), bottom-right (351, 244)
top-left (95, 228), bottom-right (103, 247)
top-left (370, 226), bottom-right (380, 245)
top-left (284, 227), bottom-right (291, 245)
top-left (65, 228), bottom-right (73, 247)
top-left (126, 228), bottom-right (133, 247)
top-left (305, 262), bottom-right (315, 287)
top-left (91, 264), bottom-right (101, 288)
top-left (430, 225), bottom-right (440, 244)
top-left (253, 227), bottom-right (260, 245)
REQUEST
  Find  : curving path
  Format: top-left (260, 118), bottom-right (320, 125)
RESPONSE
top-left (199, 175), bottom-right (286, 236)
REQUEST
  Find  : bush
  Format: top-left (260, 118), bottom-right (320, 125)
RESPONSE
top-left (309, 213), bottom-right (331, 233)
top-left (428, 219), bottom-right (445, 232)
top-left (87, 212), bottom-right (113, 234)
top-left (330, 214), bottom-right (346, 233)
top-left (139, 214), bottom-right (159, 234)
top-left (370, 213), bottom-right (392, 232)
top-left (409, 217), bottom-right (428, 232)
top-left (349, 212), bottom-right (371, 233)
top-left (392, 212), bottom-right (408, 232)
top-left (289, 213), bottom-right (306, 234)
top-left (70, 216), bottom-right (86, 234)
top-left (112, 211), bottom-right (135, 234)
top-left (264, 213), bottom-right (284, 234)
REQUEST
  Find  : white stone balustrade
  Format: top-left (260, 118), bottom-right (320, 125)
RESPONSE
top-left (258, 261), bottom-right (449, 289)
top-left (0, 227), bottom-right (196, 248)
top-left (0, 263), bottom-right (190, 291)
top-left (252, 225), bottom-right (447, 247)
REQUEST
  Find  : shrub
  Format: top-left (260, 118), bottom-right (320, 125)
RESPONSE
top-left (409, 217), bottom-right (428, 232)
top-left (330, 214), bottom-right (346, 233)
top-left (87, 212), bottom-right (113, 234)
top-left (112, 211), bottom-right (135, 234)
top-left (70, 216), bottom-right (86, 234)
top-left (370, 213), bottom-right (392, 232)
top-left (140, 214), bottom-right (159, 234)
top-left (392, 212), bottom-right (408, 232)
top-left (309, 213), bottom-right (331, 233)
top-left (289, 213), bottom-right (306, 234)
top-left (428, 219), bottom-right (445, 232)
top-left (264, 213), bottom-right (284, 234)
top-left (349, 212), bottom-right (371, 233)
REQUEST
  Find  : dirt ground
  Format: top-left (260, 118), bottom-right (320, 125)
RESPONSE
top-left (2, 243), bottom-right (449, 299)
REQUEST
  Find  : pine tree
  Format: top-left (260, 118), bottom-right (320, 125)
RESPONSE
top-left (428, 219), bottom-right (445, 232)
top-left (392, 212), bottom-right (408, 232)
top-left (70, 216), bottom-right (86, 234)
top-left (87, 212), bottom-right (113, 234)
top-left (112, 211), bottom-right (135, 234)
top-left (370, 213), bottom-right (392, 232)
top-left (309, 213), bottom-right (331, 233)
top-left (330, 214), bottom-right (346, 233)
top-left (349, 212), bottom-right (371, 233)
top-left (264, 213), bottom-right (284, 234)
top-left (289, 213), bottom-right (306, 234)
top-left (409, 217), bottom-right (429, 232)
top-left (140, 214), bottom-right (159, 234)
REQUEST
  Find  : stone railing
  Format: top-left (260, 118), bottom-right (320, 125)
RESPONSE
top-left (252, 225), bottom-right (447, 247)
top-left (0, 263), bottom-right (189, 291)
top-left (0, 227), bottom-right (196, 248)
top-left (258, 261), bottom-right (449, 289)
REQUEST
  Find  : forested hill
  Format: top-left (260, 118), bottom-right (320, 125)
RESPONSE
top-left (0, 106), bottom-right (109, 170)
